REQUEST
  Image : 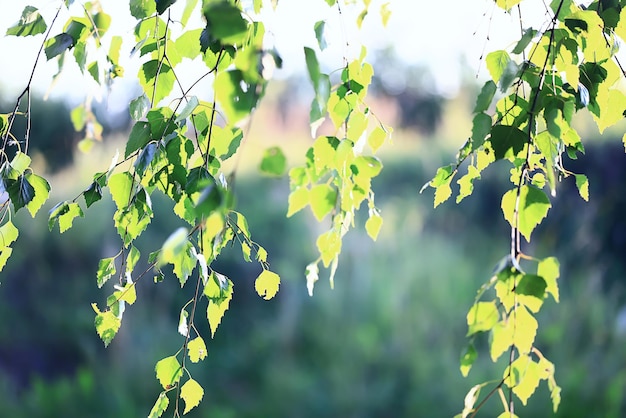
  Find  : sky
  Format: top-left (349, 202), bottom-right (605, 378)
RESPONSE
top-left (0, 0), bottom-right (541, 105)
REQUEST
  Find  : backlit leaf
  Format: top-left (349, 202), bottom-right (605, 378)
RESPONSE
top-left (467, 301), bottom-right (499, 336)
top-left (203, 2), bottom-right (248, 45)
top-left (188, 337), bottom-right (207, 363)
top-left (181, 378), bottom-right (204, 414)
top-left (460, 343), bottom-right (477, 377)
top-left (0, 222), bottom-right (19, 248)
top-left (287, 187), bottom-right (309, 217)
top-left (501, 185), bottom-right (551, 241)
top-left (6, 6), bottom-right (47, 37)
top-left (255, 270), bottom-right (280, 300)
top-left (490, 125), bottom-right (526, 160)
top-left (474, 81), bottom-right (497, 113)
top-left (155, 356), bottom-right (183, 389)
top-left (513, 305), bottom-right (538, 353)
top-left (92, 303), bottom-right (121, 347)
top-left (490, 320), bottom-right (514, 361)
top-left (309, 184), bottom-right (336, 221)
top-left (515, 274), bottom-right (546, 299)
top-left (58, 202), bottom-right (84, 233)
top-left (495, 0), bottom-right (522, 10)
top-left (365, 212), bottom-right (383, 240)
top-left (314, 21), bottom-right (327, 50)
top-left (574, 174), bottom-right (589, 202)
top-left (48, 201), bottom-right (70, 231)
top-left (207, 288), bottom-right (233, 337)
top-left (109, 172), bottom-right (134, 211)
top-left (537, 257), bottom-right (560, 302)
top-left (24, 173), bottom-right (50, 217)
top-left (97, 257), bottom-right (117, 288)
top-left (486, 50), bottom-right (511, 84)
top-left (148, 392), bottom-right (169, 418)
top-left (130, 0), bottom-right (157, 19)
top-left (7, 175), bottom-right (35, 212)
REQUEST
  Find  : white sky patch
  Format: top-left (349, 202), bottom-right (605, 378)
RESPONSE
top-left (0, 1), bottom-right (555, 103)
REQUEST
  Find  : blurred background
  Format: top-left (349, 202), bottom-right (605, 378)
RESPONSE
top-left (1, 1), bottom-right (626, 417)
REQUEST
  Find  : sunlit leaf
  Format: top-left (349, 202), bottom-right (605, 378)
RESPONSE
top-left (287, 187), bottom-right (309, 217)
top-left (207, 288), bottom-right (233, 338)
top-left (130, 0), bottom-right (157, 19)
top-left (6, 6), bottom-right (47, 37)
top-left (125, 121), bottom-right (152, 157)
top-left (537, 257), bottom-right (560, 302)
top-left (155, 356), bottom-right (183, 389)
top-left (97, 257), bottom-right (117, 288)
top-left (501, 185), bottom-right (551, 242)
top-left (92, 303), bottom-right (121, 347)
top-left (188, 336), bottom-right (207, 363)
top-left (365, 211), bottom-right (383, 240)
top-left (490, 125), bottom-right (526, 160)
top-left (58, 202), bottom-right (84, 233)
top-left (467, 301), bottom-right (499, 336)
top-left (513, 304), bottom-right (538, 354)
top-left (148, 392), bottom-right (169, 418)
top-left (254, 270), bottom-right (280, 300)
top-left (7, 175), bottom-right (35, 212)
top-left (24, 173), bottom-right (50, 217)
top-left (181, 378), bottom-right (204, 414)
top-left (490, 319), bottom-right (514, 361)
top-left (309, 184), bottom-right (336, 221)
top-left (459, 343), bottom-right (477, 377)
top-left (203, 2), bottom-right (248, 45)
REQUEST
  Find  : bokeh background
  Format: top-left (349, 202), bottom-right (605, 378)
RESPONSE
top-left (1, 1), bottom-right (626, 417)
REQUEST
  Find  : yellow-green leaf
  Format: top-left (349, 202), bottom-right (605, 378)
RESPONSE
top-left (495, 0), bottom-right (522, 10)
top-left (538, 257), bottom-right (560, 302)
top-left (187, 336), bottom-right (207, 363)
top-left (155, 356), bottom-right (183, 389)
top-left (25, 173), bottom-right (50, 217)
top-left (368, 125), bottom-right (387, 153)
top-left (316, 230), bottom-right (342, 267)
top-left (254, 270), bottom-right (280, 300)
top-left (512, 304), bottom-right (537, 354)
top-left (148, 392), bottom-right (169, 418)
top-left (490, 319), bottom-right (514, 361)
top-left (287, 187), bottom-right (309, 217)
top-left (92, 303), bottom-right (121, 347)
top-left (309, 184), bottom-right (336, 221)
top-left (365, 212), bottom-right (383, 241)
top-left (181, 378), bottom-right (204, 415)
top-left (467, 301), bottom-right (499, 336)
top-left (207, 290), bottom-right (233, 338)
top-left (501, 185), bottom-right (550, 242)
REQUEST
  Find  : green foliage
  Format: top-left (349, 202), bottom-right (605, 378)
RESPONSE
top-left (2, 0), bottom-right (626, 415)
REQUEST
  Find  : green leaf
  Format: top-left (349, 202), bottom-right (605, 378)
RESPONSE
top-left (159, 227), bottom-right (189, 266)
top-left (155, 356), bottom-right (183, 389)
top-left (181, 0), bottom-right (199, 26)
top-left (515, 274), bottom-right (546, 299)
top-left (506, 355), bottom-right (542, 405)
top-left (490, 125), bottom-right (527, 160)
top-left (254, 270), bottom-right (280, 300)
top-left (194, 178), bottom-right (223, 219)
top-left (203, 2), bottom-right (248, 45)
top-left (97, 257), bottom-right (117, 288)
top-left (130, 0), bottom-right (157, 19)
top-left (7, 175), bottom-right (35, 212)
top-left (214, 70), bottom-right (257, 124)
top-left (109, 172), bottom-right (134, 211)
top-left (58, 203), bottom-right (84, 233)
top-left (467, 301), bottom-right (499, 336)
top-left (129, 94), bottom-right (151, 121)
top-left (365, 212), bottom-right (383, 240)
top-left (0, 222), bottom-right (19, 248)
top-left (135, 142), bottom-right (158, 175)
top-left (6, 6), bottom-right (47, 37)
top-left (309, 184), bottom-right (336, 221)
top-left (474, 81), bottom-right (497, 113)
top-left (460, 343), bottom-right (477, 377)
top-left (314, 20), bottom-right (327, 50)
top-left (148, 392), bottom-right (169, 418)
top-left (512, 28), bottom-right (538, 54)
top-left (24, 173), bottom-right (50, 217)
top-left (486, 50), bottom-right (511, 84)
top-left (156, 0), bottom-right (177, 14)
top-left (48, 201), bottom-right (70, 231)
top-left (501, 185), bottom-right (551, 242)
top-left (457, 165), bottom-right (481, 203)
top-left (259, 146), bottom-right (287, 176)
top-left (92, 303), bottom-right (121, 347)
top-left (125, 121), bottom-right (152, 157)
top-left (176, 96), bottom-right (199, 123)
top-left (44, 33), bottom-right (74, 60)
top-left (188, 336), bottom-right (207, 363)
top-left (139, 60), bottom-right (175, 105)
top-left (181, 378), bottom-right (204, 414)
top-left (287, 187), bottom-right (309, 217)
top-left (83, 182), bottom-right (103, 208)
top-left (538, 257), bottom-right (560, 302)
top-left (574, 174), bottom-right (589, 201)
